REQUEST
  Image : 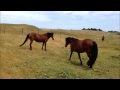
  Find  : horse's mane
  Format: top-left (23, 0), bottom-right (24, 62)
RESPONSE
top-left (47, 32), bottom-right (53, 34)
top-left (45, 32), bottom-right (54, 37)
top-left (71, 37), bottom-right (78, 41)
top-left (66, 37), bottom-right (78, 42)
top-left (69, 37), bottom-right (79, 42)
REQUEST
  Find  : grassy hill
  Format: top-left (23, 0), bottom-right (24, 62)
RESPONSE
top-left (0, 24), bottom-right (120, 79)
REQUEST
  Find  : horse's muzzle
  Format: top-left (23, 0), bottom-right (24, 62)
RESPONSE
top-left (65, 44), bottom-right (67, 47)
top-left (52, 37), bottom-right (54, 40)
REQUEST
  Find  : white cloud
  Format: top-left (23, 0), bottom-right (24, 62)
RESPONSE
top-left (56, 11), bottom-right (90, 16)
top-left (92, 11), bottom-right (119, 15)
top-left (1, 11), bottom-right (51, 21)
top-left (56, 11), bottom-right (119, 19)
top-left (0, 11), bottom-right (119, 31)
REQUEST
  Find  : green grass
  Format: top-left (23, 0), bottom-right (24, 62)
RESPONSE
top-left (0, 24), bottom-right (120, 79)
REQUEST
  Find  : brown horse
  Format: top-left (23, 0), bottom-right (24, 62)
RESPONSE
top-left (65, 37), bottom-right (98, 68)
top-left (102, 35), bottom-right (104, 42)
top-left (19, 32), bottom-right (54, 50)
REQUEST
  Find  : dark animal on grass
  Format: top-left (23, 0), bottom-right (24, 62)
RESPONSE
top-left (19, 32), bottom-right (54, 50)
top-left (65, 37), bottom-right (98, 68)
top-left (102, 35), bottom-right (104, 42)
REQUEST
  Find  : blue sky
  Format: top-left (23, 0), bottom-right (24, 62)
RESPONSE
top-left (1, 11), bottom-right (120, 32)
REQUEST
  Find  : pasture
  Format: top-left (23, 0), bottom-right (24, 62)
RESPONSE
top-left (0, 24), bottom-right (120, 79)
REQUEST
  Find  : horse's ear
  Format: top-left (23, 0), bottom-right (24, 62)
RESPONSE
top-left (50, 29), bottom-right (54, 34)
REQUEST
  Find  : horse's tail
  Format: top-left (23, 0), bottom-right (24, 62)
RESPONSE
top-left (88, 41), bottom-right (98, 68)
top-left (19, 34), bottom-right (29, 47)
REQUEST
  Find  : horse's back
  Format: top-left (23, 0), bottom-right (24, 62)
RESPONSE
top-left (83, 39), bottom-right (93, 44)
top-left (29, 32), bottom-right (39, 36)
top-left (71, 40), bottom-right (84, 53)
top-left (77, 39), bottom-right (93, 53)
top-left (29, 32), bottom-right (44, 42)
top-left (82, 39), bottom-right (94, 52)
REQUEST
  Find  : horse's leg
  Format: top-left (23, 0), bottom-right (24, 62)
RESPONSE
top-left (30, 40), bottom-right (33, 50)
top-left (88, 53), bottom-right (93, 68)
top-left (69, 51), bottom-right (73, 60)
top-left (44, 42), bottom-right (46, 51)
top-left (86, 52), bottom-right (91, 67)
top-left (78, 53), bottom-right (82, 65)
top-left (89, 65), bottom-right (92, 68)
top-left (42, 42), bottom-right (44, 50)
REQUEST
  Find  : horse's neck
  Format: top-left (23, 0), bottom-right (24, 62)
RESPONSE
top-left (38, 34), bottom-right (50, 39)
top-left (44, 34), bottom-right (51, 41)
top-left (71, 39), bottom-right (81, 46)
top-left (71, 39), bottom-right (78, 43)
top-left (46, 34), bottom-right (51, 39)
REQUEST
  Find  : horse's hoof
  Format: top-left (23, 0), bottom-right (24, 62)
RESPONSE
top-left (80, 62), bottom-right (83, 65)
top-left (87, 61), bottom-right (89, 66)
top-left (89, 66), bottom-right (92, 68)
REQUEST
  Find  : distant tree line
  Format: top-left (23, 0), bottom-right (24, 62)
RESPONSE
top-left (108, 30), bottom-right (119, 33)
top-left (82, 28), bottom-right (103, 31)
top-left (108, 30), bottom-right (120, 35)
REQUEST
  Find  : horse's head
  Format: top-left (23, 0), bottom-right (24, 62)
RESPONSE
top-left (47, 32), bottom-right (54, 40)
top-left (65, 37), bottom-right (72, 47)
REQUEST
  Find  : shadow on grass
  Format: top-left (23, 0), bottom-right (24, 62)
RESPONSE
top-left (70, 60), bottom-right (93, 70)
top-left (111, 55), bottom-right (120, 59)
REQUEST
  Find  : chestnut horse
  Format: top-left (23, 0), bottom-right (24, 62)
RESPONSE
top-left (65, 37), bottom-right (98, 68)
top-left (19, 32), bottom-right (54, 50)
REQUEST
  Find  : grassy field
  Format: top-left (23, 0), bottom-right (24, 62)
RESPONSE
top-left (0, 24), bottom-right (120, 79)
